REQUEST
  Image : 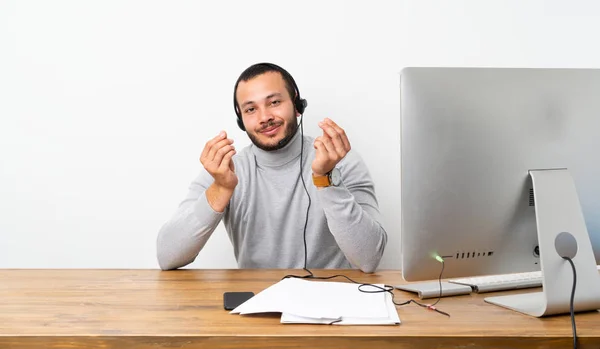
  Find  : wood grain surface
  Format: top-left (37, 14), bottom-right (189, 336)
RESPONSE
top-left (1, 269), bottom-right (598, 348)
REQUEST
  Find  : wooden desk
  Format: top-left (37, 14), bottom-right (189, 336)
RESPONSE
top-left (1, 269), bottom-right (599, 348)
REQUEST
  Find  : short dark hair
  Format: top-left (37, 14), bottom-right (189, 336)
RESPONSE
top-left (233, 63), bottom-right (297, 114)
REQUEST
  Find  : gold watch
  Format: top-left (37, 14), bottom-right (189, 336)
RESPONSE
top-left (312, 168), bottom-right (341, 187)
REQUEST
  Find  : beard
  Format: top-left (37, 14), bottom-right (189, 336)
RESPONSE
top-left (248, 119), bottom-right (298, 151)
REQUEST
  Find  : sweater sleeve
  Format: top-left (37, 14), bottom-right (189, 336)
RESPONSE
top-left (316, 150), bottom-right (388, 273)
top-left (156, 169), bottom-right (225, 270)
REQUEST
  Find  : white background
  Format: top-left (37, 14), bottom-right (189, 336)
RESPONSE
top-left (1, 0), bottom-right (599, 269)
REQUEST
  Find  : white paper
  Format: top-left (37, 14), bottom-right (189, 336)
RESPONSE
top-left (230, 277), bottom-right (400, 325)
top-left (280, 289), bottom-right (400, 325)
top-left (229, 276), bottom-right (295, 314)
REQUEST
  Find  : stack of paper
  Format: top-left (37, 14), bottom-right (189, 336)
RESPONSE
top-left (230, 277), bottom-right (400, 325)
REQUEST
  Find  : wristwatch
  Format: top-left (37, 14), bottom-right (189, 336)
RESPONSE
top-left (312, 168), bottom-right (341, 187)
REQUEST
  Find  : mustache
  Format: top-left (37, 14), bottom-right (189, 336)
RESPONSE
top-left (258, 120), bottom-right (283, 131)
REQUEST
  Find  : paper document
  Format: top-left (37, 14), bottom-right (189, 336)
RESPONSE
top-left (230, 277), bottom-right (400, 325)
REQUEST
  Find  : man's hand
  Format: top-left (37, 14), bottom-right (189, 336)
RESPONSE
top-left (200, 131), bottom-right (238, 189)
top-left (200, 131), bottom-right (238, 212)
top-left (312, 118), bottom-right (351, 176)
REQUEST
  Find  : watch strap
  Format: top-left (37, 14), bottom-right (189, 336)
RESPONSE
top-left (312, 173), bottom-right (331, 187)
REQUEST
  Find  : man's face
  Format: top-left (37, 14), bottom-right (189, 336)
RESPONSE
top-left (236, 71), bottom-right (298, 151)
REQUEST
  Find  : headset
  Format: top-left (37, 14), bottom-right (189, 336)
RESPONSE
top-left (233, 62), bottom-right (307, 131)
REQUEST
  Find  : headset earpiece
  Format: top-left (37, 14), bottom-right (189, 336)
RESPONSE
top-left (236, 115), bottom-right (245, 131)
top-left (295, 98), bottom-right (307, 115)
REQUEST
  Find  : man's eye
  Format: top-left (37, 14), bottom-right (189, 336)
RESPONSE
top-left (271, 100), bottom-right (281, 106)
top-left (245, 107), bottom-right (255, 113)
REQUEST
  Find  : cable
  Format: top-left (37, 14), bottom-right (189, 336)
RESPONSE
top-left (430, 256), bottom-right (450, 307)
top-left (283, 256), bottom-right (452, 318)
top-left (563, 257), bottom-right (578, 349)
top-left (298, 115), bottom-right (311, 273)
top-left (282, 114), bottom-right (314, 279)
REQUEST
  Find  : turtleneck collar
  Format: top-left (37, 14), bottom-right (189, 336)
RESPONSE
top-left (250, 128), bottom-right (303, 167)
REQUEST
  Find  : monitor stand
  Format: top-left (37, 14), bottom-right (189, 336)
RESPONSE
top-left (485, 169), bottom-right (600, 317)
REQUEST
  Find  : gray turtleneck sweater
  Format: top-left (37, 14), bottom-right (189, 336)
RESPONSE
top-left (156, 131), bottom-right (387, 273)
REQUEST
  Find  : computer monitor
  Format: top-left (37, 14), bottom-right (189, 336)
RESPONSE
top-left (399, 67), bottom-right (600, 317)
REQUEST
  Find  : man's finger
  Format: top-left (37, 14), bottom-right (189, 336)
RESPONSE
top-left (325, 119), bottom-right (351, 151)
top-left (314, 138), bottom-right (325, 153)
top-left (229, 154), bottom-right (235, 172)
top-left (218, 148), bottom-right (236, 172)
top-left (320, 123), bottom-right (346, 156)
top-left (213, 144), bottom-right (236, 166)
top-left (314, 136), bottom-right (325, 147)
top-left (207, 138), bottom-right (234, 162)
top-left (320, 134), bottom-right (336, 156)
top-left (201, 131), bottom-right (227, 161)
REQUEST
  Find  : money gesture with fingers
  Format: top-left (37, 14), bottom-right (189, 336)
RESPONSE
top-left (200, 131), bottom-right (238, 190)
top-left (312, 118), bottom-right (351, 176)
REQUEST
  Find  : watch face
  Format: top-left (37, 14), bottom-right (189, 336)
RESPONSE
top-left (330, 168), bottom-right (341, 186)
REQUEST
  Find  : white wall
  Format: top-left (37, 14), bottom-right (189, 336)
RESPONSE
top-left (1, 0), bottom-right (600, 269)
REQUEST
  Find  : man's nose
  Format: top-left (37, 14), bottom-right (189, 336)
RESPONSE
top-left (258, 108), bottom-right (273, 124)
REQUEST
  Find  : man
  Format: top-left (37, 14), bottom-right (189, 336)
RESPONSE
top-left (156, 62), bottom-right (387, 273)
